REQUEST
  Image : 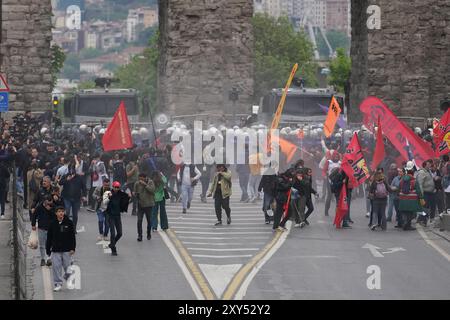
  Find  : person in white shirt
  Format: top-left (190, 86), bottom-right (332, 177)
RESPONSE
top-left (177, 162), bottom-right (201, 214)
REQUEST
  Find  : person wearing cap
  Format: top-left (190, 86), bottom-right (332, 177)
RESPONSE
top-left (399, 163), bottom-right (424, 231)
top-left (103, 181), bottom-right (130, 255)
top-left (207, 164), bottom-right (232, 226)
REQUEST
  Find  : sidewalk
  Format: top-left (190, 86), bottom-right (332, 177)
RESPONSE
top-left (0, 202), bottom-right (12, 300)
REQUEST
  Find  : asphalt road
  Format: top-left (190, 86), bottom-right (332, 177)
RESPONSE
top-left (31, 184), bottom-right (450, 300)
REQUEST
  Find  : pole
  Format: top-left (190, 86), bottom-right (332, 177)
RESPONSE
top-left (12, 161), bottom-right (19, 300)
top-left (233, 100), bottom-right (236, 126)
top-left (145, 98), bottom-right (158, 149)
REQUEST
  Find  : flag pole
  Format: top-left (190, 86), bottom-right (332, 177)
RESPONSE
top-left (144, 97), bottom-right (158, 149)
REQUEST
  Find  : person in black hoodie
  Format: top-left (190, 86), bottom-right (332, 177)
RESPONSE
top-left (273, 170), bottom-right (294, 231)
top-left (293, 168), bottom-right (318, 227)
top-left (46, 206), bottom-right (76, 292)
top-left (32, 197), bottom-right (55, 266)
top-left (59, 165), bottom-right (87, 232)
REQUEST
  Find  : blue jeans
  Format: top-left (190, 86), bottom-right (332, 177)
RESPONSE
top-left (64, 198), bottom-right (81, 231)
top-left (96, 209), bottom-right (109, 236)
top-left (262, 193), bottom-right (275, 222)
top-left (181, 184), bottom-right (194, 210)
top-left (387, 194), bottom-right (395, 220)
top-left (152, 200), bottom-right (168, 230)
top-left (16, 168), bottom-right (24, 194)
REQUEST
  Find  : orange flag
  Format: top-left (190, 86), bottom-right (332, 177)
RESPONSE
top-left (102, 101), bottom-right (133, 152)
top-left (324, 96), bottom-right (342, 137)
top-left (278, 137), bottom-right (298, 163)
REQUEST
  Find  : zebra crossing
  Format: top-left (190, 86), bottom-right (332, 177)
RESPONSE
top-left (165, 182), bottom-right (276, 298)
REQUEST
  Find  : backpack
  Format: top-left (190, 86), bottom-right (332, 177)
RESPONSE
top-left (113, 162), bottom-right (126, 183)
top-left (329, 168), bottom-right (343, 194)
top-left (375, 182), bottom-right (388, 198)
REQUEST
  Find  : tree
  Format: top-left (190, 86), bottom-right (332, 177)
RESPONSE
top-left (328, 48), bottom-right (351, 94)
top-left (253, 14), bottom-right (317, 101)
top-left (60, 54), bottom-right (80, 80)
top-left (51, 45), bottom-right (66, 89)
top-left (114, 32), bottom-right (159, 115)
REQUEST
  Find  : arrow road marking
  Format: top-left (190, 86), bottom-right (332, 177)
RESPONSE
top-left (362, 243), bottom-right (384, 257)
top-left (77, 226), bottom-right (85, 233)
top-left (382, 247), bottom-right (406, 254)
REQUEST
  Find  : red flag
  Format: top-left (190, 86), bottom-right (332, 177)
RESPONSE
top-left (282, 189), bottom-right (291, 221)
top-left (360, 97), bottom-right (434, 166)
top-left (333, 183), bottom-right (348, 229)
top-left (341, 133), bottom-right (370, 187)
top-left (102, 101), bottom-right (133, 152)
top-left (371, 117), bottom-right (385, 170)
top-left (435, 109), bottom-right (450, 156)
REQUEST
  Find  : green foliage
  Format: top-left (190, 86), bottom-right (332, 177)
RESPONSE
top-left (253, 14), bottom-right (317, 100)
top-left (51, 45), bottom-right (66, 89)
top-left (114, 32), bottom-right (159, 114)
top-left (136, 26), bottom-right (157, 46)
top-left (328, 48), bottom-right (351, 94)
top-left (317, 30), bottom-right (350, 59)
top-left (60, 54), bottom-right (80, 80)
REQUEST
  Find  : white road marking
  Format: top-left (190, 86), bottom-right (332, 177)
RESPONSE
top-left (193, 254), bottom-right (253, 258)
top-left (234, 221), bottom-right (292, 300)
top-left (172, 226), bottom-right (271, 231)
top-left (178, 236), bottom-right (270, 240)
top-left (76, 226), bottom-right (86, 233)
top-left (171, 217), bottom-right (263, 221)
top-left (187, 248), bottom-right (259, 251)
top-left (362, 243), bottom-right (384, 258)
top-left (417, 225), bottom-right (450, 262)
top-left (42, 266), bottom-right (54, 300)
top-left (198, 264), bottom-right (242, 298)
top-left (158, 230), bottom-right (205, 299)
top-left (103, 248), bottom-right (112, 254)
top-left (174, 231), bottom-right (272, 235)
top-left (182, 242), bottom-right (265, 246)
top-left (169, 222), bottom-right (264, 225)
top-left (381, 247), bottom-right (406, 254)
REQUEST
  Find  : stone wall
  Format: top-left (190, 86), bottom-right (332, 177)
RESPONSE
top-left (158, 0), bottom-right (254, 122)
top-left (0, 0), bottom-right (53, 112)
top-left (350, 0), bottom-right (450, 122)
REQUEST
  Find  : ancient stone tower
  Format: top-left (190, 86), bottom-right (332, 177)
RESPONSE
top-left (0, 0), bottom-right (53, 112)
top-left (158, 0), bottom-right (254, 122)
top-left (350, 0), bottom-right (450, 122)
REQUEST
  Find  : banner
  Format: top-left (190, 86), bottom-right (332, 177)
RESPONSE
top-left (277, 137), bottom-right (298, 163)
top-left (102, 101), bottom-right (133, 152)
top-left (360, 97), bottom-right (435, 165)
top-left (371, 117), bottom-right (385, 170)
top-left (434, 109), bottom-right (450, 156)
top-left (341, 133), bottom-right (370, 187)
top-left (324, 96), bottom-right (342, 137)
top-left (333, 183), bottom-right (348, 229)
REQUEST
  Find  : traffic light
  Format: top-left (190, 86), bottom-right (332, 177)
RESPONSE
top-left (53, 96), bottom-right (59, 113)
